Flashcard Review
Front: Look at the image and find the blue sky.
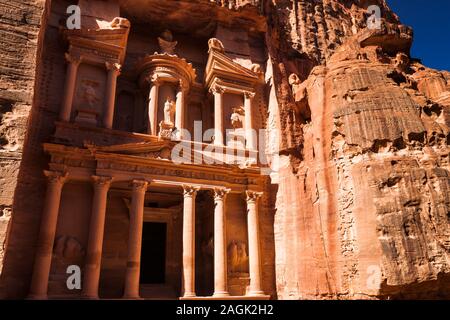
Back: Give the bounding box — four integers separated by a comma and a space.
387, 0, 450, 71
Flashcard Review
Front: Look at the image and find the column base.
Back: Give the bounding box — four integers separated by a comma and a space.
182, 292, 197, 298
213, 291, 230, 298
122, 295, 143, 300
26, 294, 48, 300
180, 295, 270, 300
247, 290, 266, 297
80, 294, 99, 300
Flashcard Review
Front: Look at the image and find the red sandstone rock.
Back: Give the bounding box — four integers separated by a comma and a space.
0, 0, 448, 300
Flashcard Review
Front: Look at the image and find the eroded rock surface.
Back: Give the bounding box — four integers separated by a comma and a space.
269, 1, 450, 299
0, 0, 448, 299
0, 0, 46, 280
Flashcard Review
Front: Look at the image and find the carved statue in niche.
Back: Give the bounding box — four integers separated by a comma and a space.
82, 81, 100, 109
158, 30, 178, 55
159, 97, 176, 139
163, 97, 175, 125
75, 79, 101, 126
228, 241, 249, 274
228, 106, 245, 149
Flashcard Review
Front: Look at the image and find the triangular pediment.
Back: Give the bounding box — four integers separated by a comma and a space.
84, 141, 174, 160
63, 21, 130, 63
205, 48, 259, 88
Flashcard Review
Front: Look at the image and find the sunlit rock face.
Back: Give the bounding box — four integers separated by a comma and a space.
0, 0, 449, 299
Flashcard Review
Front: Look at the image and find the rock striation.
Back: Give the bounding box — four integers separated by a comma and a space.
265, 0, 450, 299
0, 0, 449, 299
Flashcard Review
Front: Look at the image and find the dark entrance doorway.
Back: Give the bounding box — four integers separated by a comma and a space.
140, 222, 167, 284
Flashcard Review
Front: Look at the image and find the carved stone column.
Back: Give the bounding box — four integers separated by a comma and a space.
82, 176, 112, 299
212, 86, 224, 145
123, 180, 148, 299
213, 188, 230, 297
245, 190, 265, 296
60, 54, 81, 122
244, 91, 256, 150
148, 76, 161, 135
182, 185, 199, 298
175, 80, 188, 140
29, 170, 68, 299
103, 62, 121, 129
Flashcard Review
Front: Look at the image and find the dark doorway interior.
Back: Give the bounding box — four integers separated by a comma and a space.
140, 222, 167, 284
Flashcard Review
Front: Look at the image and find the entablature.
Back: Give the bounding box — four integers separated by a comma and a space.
43, 142, 265, 192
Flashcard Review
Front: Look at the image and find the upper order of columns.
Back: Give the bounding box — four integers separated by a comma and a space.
136, 51, 196, 139
205, 37, 262, 149
59, 17, 130, 128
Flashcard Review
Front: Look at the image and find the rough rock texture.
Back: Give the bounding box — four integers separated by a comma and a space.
0, 0, 449, 300
0, 0, 47, 279
265, 0, 450, 299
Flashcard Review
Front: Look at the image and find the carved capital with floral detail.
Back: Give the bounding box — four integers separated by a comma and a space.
210, 85, 225, 95
182, 184, 200, 198
105, 61, 122, 75
245, 190, 263, 204
44, 170, 68, 185
92, 175, 113, 189
244, 91, 256, 100
213, 187, 231, 202
130, 179, 149, 193
178, 79, 189, 92
64, 53, 81, 66
150, 74, 162, 86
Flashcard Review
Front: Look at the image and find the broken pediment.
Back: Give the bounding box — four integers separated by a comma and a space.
135, 53, 197, 90
62, 17, 131, 64
205, 38, 261, 91
84, 141, 174, 160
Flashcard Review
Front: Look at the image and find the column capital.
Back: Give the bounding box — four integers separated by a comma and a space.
44, 170, 68, 185
64, 53, 81, 66
245, 190, 263, 203
244, 91, 256, 100
130, 180, 149, 193
182, 185, 200, 198
105, 61, 122, 74
210, 85, 225, 95
213, 187, 231, 202
150, 74, 162, 86
92, 175, 113, 188
178, 79, 189, 93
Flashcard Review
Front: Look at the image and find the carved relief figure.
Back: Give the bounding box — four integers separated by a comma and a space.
54, 235, 85, 261
81, 80, 100, 110
230, 107, 244, 129
228, 241, 249, 274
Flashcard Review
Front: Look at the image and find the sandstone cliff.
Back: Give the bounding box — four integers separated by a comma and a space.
0, 0, 449, 299
263, 0, 450, 299
0, 0, 47, 279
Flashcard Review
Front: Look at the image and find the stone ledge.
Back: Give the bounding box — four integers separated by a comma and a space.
179, 295, 271, 300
